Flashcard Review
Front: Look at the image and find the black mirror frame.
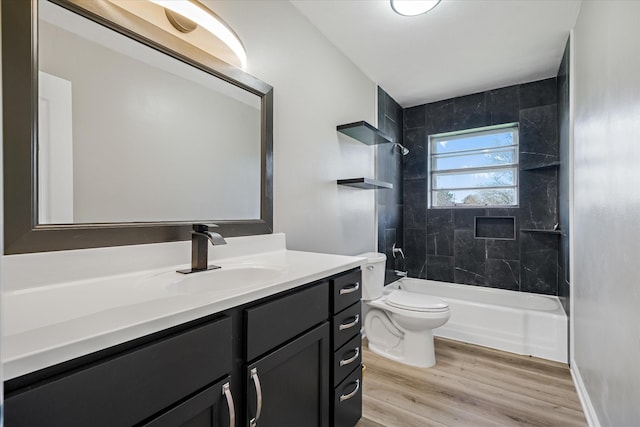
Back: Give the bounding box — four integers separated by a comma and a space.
2, 0, 273, 254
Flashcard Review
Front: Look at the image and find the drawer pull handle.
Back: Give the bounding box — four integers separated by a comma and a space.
339, 379, 361, 402
339, 347, 360, 367
222, 382, 235, 427
340, 282, 360, 295
339, 314, 360, 331
249, 368, 263, 427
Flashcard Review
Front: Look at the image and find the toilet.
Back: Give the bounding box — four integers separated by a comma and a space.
360, 252, 450, 368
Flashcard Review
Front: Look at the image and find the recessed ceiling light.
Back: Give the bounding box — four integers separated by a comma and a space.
390, 0, 441, 16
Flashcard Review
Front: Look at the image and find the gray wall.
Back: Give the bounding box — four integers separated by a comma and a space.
210, 0, 377, 256
573, 1, 640, 425
402, 79, 564, 295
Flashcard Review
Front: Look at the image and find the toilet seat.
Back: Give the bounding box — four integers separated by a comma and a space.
386, 290, 449, 312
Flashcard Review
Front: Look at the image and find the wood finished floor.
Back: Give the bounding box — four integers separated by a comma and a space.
356, 337, 587, 427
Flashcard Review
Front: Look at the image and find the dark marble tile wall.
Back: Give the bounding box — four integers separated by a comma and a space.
557, 39, 571, 314
402, 78, 561, 295
521, 232, 559, 294
423, 207, 521, 291
376, 87, 404, 284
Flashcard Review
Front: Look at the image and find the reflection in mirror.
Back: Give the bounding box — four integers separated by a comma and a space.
38, 0, 261, 224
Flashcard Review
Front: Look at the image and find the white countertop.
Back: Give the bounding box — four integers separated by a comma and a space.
2, 237, 365, 380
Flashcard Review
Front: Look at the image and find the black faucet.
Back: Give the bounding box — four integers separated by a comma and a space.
177, 224, 227, 274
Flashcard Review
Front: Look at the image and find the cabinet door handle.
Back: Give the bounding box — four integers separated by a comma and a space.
339, 282, 360, 295
339, 347, 360, 367
249, 368, 263, 427
339, 314, 360, 331
222, 382, 235, 427
339, 379, 361, 402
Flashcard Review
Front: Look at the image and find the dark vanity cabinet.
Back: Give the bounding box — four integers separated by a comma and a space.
3, 269, 362, 427
4, 316, 235, 427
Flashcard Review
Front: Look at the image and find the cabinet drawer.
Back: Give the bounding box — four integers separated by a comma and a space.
245, 282, 329, 361
332, 301, 361, 350
333, 365, 362, 427
333, 333, 362, 386
4, 316, 232, 427
331, 269, 362, 314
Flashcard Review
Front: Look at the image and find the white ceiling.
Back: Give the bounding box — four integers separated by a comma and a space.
291, 0, 581, 107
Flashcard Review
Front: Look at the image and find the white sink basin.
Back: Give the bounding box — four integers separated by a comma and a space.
4, 264, 286, 337
167, 265, 286, 294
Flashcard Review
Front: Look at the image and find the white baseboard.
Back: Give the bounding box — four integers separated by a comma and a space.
571, 361, 601, 427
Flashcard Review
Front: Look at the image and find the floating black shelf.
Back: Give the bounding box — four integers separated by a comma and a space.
520, 228, 562, 235
336, 121, 392, 145
337, 178, 393, 190
521, 161, 560, 171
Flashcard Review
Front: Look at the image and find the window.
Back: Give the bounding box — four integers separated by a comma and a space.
429, 124, 518, 207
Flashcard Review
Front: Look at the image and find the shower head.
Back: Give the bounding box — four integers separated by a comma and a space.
394, 143, 410, 156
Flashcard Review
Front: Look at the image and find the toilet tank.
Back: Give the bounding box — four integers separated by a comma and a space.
358, 252, 387, 301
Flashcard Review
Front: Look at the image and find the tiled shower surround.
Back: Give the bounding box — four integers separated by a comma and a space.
376, 87, 404, 284
399, 78, 564, 295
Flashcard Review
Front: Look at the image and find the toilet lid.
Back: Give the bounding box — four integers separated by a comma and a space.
386, 290, 449, 312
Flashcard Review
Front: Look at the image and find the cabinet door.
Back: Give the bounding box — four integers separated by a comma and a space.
144, 377, 236, 427
246, 322, 330, 427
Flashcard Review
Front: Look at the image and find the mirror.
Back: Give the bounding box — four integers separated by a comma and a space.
2, 0, 273, 254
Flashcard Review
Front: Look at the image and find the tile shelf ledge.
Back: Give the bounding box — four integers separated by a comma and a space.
336, 121, 392, 145
521, 162, 560, 171
337, 178, 393, 190
520, 228, 562, 235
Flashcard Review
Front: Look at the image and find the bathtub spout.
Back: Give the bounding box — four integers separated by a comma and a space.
394, 270, 408, 277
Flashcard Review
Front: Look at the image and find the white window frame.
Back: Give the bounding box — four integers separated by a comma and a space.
428, 123, 519, 208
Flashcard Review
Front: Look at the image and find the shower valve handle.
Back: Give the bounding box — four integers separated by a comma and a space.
392, 243, 405, 259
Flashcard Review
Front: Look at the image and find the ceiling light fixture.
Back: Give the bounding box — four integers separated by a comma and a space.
149, 0, 247, 69
390, 0, 441, 16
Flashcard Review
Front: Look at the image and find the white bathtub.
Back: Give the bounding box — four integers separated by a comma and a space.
388, 278, 568, 363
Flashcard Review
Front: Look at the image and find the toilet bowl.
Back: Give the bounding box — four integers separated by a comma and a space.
359, 252, 450, 368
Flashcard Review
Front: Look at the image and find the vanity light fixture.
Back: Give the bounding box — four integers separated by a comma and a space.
390, 0, 441, 16
149, 0, 247, 69
164, 9, 197, 33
